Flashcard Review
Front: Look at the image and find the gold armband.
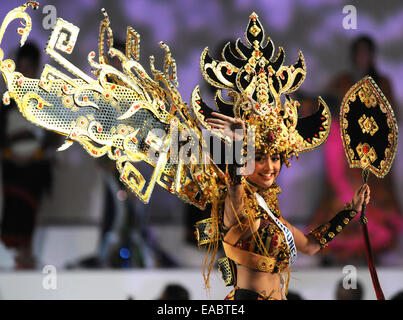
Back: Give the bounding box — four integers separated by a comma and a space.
309, 208, 358, 248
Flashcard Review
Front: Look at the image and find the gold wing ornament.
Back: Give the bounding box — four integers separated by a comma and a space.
0, 2, 225, 209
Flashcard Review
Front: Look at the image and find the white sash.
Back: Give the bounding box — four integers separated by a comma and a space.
255, 192, 297, 265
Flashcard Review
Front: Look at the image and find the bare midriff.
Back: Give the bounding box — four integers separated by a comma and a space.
224, 218, 284, 300
236, 264, 283, 300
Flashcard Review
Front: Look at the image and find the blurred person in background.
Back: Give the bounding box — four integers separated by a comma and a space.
309, 35, 403, 267
390, 290, 403, 300
158, 283, 190, 300
335, 278, 364, 300
286, 290, 304, 300
65, 40, 179, 270
0, 42, 60, 269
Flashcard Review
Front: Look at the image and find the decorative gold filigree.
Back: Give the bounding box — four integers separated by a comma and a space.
257, 257, 273, 272
0, 2, 225, 208
358, 114, 379, 136
195, 12, 331, 161
358, 85, 377, 108
356, 142, 377, 168
340, 76, 398, 178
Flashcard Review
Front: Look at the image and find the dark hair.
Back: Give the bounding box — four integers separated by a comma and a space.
350, 35, 380, 82
351, 35, 376, 57
159, 284, 190, 300
390, 290, 403, 300
16, 41, 41, 65
112, 38, 126, 52
351, 35, 377, 58
335, 279, 364, 300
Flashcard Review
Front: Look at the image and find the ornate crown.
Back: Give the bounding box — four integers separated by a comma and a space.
191, 12, 331, 164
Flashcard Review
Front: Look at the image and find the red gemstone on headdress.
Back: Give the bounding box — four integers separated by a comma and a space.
363, 145, 369, 154
267, 132, 275, 143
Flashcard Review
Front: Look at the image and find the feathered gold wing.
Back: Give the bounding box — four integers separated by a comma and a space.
0, 2, 227, 209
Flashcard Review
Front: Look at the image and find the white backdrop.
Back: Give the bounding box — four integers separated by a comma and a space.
0, 268, 402, 300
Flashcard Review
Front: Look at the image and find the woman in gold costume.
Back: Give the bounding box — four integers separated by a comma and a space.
203, 112, 370, 300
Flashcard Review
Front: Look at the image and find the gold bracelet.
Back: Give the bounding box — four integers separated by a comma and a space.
343, 201, 353, 211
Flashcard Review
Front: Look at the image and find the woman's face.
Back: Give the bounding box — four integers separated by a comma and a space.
247, 153, 281, 188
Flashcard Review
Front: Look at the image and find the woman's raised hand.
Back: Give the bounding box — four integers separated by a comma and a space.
351, 184, 371, 212
205, 112, 246, 142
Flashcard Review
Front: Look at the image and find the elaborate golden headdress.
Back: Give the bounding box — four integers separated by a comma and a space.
192, 12, 331, 164
0, 3, 330, 208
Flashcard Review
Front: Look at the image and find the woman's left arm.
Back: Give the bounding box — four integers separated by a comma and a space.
283, 221, 321, 256
283, 184, 370, 256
